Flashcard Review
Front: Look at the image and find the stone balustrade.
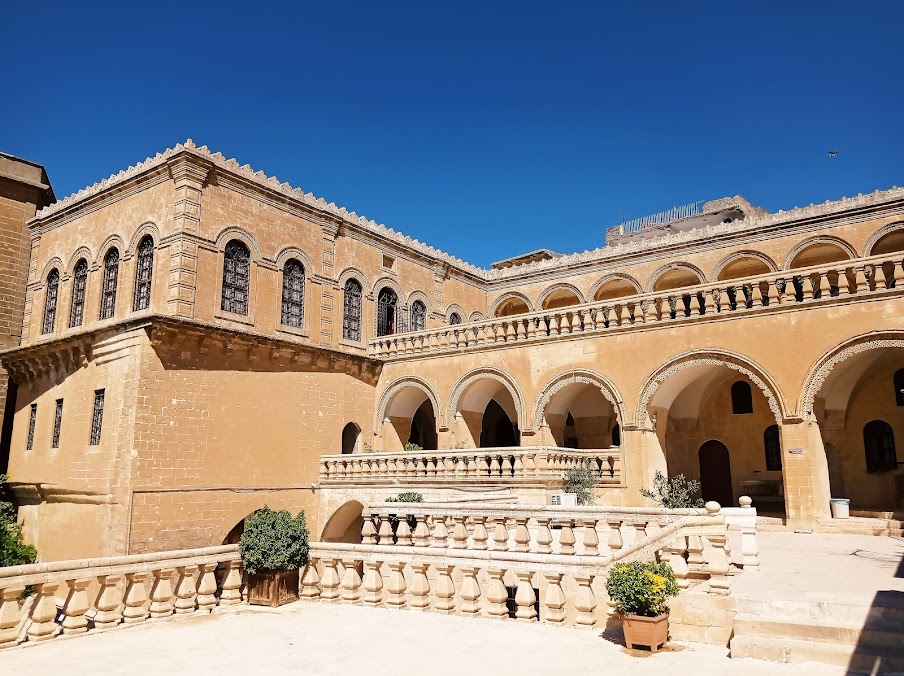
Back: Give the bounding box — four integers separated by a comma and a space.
319, 446, 621, 486
370, 252, 904, 359
0, 545, 242, 649
303, 505, 732, 627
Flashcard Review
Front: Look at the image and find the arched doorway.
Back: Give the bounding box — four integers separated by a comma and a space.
408, 400, 437, 449
341, 422, 361, 454
698, 440, 733, 507
536, 377, 620, 449
480, 399, 519, 447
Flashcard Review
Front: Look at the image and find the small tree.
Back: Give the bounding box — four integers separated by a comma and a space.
0, 475, 37, 568
563, 466, 596, 505
639, 471, 704, 508
239, 506, 309, 575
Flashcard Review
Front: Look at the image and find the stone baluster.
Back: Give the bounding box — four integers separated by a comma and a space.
819, 271, 832, 297
607, 520, 624, 553
492, 517, 509, 551
173, 565, 198, 614
60, 577, 91, 635
668, 535, 690, 588
573, 575, 596, 628
687, 535, 705, 565
633, 521, 648, 544
409, 563, 431, 611
340, 559, 362, 603
486, 569, 509, 618
443, 456, 455, 475
535, 518, 553, 554
894, 259, 904, 287
707, 534, 731, 595
92, 574, 124, 629
26, 581, 61, 642
300, 561, 321, 600
122, 572, 150, 622
361, 516, 377, 544
477, 454, 489, 476
738, 496, 760, 572
362, 560, 384, 606
512, 453, 525, 477
704, 289, 716, 314
412, 515, 430, 547
875, 263, 889, 289
542, 573, 566, 624
513, 571, 537, 622
505, 320, 516, 341
491, 455, 502, 476
149, 568, 176, 619
451, 516, 469, 549
431, 515, 450, 547
377, 514, 394, 545
559, 519, 576, 555
319, 558, 341, 602
513, 518, 531, 553
689, 293, 701, 315
396, 516, 413, 546
767, 278, 780, 305
802, 275, 815, 300
459, 567, 481, 616
472, 516, 489, 550
855, 266, 869, 293
455, 456, 468, 478
582, 519, 599, 556
433, 565, 456, 614
0, 585, 25, 648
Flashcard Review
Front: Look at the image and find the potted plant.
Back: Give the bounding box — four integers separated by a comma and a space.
605, 561, 679, 652
239, 506, 309, 607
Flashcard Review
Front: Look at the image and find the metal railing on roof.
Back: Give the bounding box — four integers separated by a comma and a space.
619, 201, 705, 234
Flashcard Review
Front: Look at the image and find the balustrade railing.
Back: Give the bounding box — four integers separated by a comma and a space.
0, 545, 242, 649
370, 252, 904, 359
319, 446, 621, 486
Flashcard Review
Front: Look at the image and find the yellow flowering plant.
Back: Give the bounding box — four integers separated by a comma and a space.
605, 561, 679, 617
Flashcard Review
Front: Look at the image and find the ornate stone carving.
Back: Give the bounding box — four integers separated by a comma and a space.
447, 367, 526, 432
532, 369, 628, 429
374, 376, 442, 436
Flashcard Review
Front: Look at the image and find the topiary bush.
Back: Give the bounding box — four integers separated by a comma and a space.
239, 506, 309, 575
0, 474, 37, 568
639, 471, 704, 508
605, 561, 679, 618
563, 466, 596, 505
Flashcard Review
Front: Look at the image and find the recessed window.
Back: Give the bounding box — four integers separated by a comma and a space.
382, 254, 395, 271
449, 312, 462, 325
69, 259, 88, 327
410, 300, 427, 331
26, 404, 37, 450
731, 381, 753, 415
42, 269, 60, 334
342, 279, 363, 341
376, 287, 398, 337
52, 399, 63, 449
133, 236, 154, 311
221, 240, 251, 316
764, 424, 782, 471
90, 389, 105, 446
864, 420, 897, 473
895, 369, 904, 407
280, 259, 305, 328
99, 248, 120, 320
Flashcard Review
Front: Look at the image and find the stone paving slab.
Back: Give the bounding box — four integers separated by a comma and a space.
0, 602, 841, 675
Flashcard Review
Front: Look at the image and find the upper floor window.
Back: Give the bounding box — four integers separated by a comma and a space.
863, 420, 897, 473
221, 240, 250, 316
731, 381, 753, 415
52, 398, 64, 449
280, 259, 305, 328
895, 369, 904, 407
410, 300, 427, 332
764, 424, 782, 471
376, 287, 398, 337
133, 236, 154, 311
42, 269, 60, 334
90, 389, 105, 446
99, 248, 120, 320
26, 403, 37, 450
343, 279, 363, 341
449, 312, 462, 325
69, 259, 88, 328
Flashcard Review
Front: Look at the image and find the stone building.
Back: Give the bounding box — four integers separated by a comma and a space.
1, 140, 902, 561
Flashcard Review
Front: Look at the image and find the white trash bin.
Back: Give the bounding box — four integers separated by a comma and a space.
830, 498, 850, 519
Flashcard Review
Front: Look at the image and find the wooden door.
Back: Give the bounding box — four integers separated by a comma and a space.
698, 440, 733, 507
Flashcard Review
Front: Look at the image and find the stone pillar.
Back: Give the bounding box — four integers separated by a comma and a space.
61, 578, 92, 634
621, 427, 667, 506
779, 417, 832, 527
166, 155, 208, 318
27, 581, 60, 642
0, 586, 25, 648
319, 222, 339, 347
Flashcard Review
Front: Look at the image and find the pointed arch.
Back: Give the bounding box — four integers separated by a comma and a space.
533, 369, 626, 430
447, 367, 527, 432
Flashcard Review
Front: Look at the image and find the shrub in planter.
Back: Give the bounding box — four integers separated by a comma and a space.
1, 474, 37, 569
239, 506, 309, 607
605, 561, 679, 652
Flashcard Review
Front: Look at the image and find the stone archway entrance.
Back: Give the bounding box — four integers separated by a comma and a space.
480, 399, 519, 447
699, 440, 733, 507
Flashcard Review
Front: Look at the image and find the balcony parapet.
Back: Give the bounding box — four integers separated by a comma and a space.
370, 251, 904, 360
319, 446, 621, 487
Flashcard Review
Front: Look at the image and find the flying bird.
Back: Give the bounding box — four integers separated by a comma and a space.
828, 151, 838, 157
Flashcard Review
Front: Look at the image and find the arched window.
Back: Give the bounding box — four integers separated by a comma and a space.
69, 259, 88, 328
611, 423, 621, 447
376, 287, 398, 337
895, 369, 904, 407
99, 248, 120, 320
221, 240, 250, 315
42, 269, 59, 334
449, 312, 462, 325
132, 236, 154, 311
280, 259, 305, 328
410, 300, 426, 331
731, 381, 753, 415
341, 422, 361, 454
764, 424, 782, 471
342, 279, 362, 341
863, 420, 897, 473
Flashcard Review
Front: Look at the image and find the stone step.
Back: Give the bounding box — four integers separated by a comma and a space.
735, 594, 904, 625
732, 614, 904, 650
730, 634, 904, 674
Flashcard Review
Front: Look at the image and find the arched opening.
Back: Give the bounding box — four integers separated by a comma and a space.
321, 501, 364, 543
731, 381, 753, 414
699, 440, 733, 507
376, 287, 398, 336
788, 241, 851, 269
652, 267, 703, 292
408, 400, 437, 450
541, 288, 582, 310
381, 384, 438, 451
494, 296, 530, 318
870, 229, 904, 256
863, 420, 897, 474
480, 399, 519, 448
540, 381, 618, 449
593, 277, 640, 302
717, 256, 772, 281
342, 422, 361, 454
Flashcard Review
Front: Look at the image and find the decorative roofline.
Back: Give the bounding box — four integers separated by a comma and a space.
31, 140, 904, 283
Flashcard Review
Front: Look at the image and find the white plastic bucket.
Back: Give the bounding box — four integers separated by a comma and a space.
830, 498, 850, 519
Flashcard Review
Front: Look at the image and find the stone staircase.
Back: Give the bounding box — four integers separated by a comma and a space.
730, 592, 904, 673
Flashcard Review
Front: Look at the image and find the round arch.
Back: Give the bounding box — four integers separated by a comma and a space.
536, 283, 585, 310
374, 376, 442, 435
274, 245, 316, 273
214, 226, 263, 260
863, 222, 904, 257
646, 262, 707, 293
96, 234, 127, 265
589, 273, 643, 301
39, 256, 66, 284
321, 500, 365, 543
337, 267, 370, 293
447, 367, 527, 432
65, 247, 94, 277
127, 221, 161, 256
489, 292, 534, 317
217, 494, 292, 546
636, 349, 787, 426
783, 235, 857, 270
371, 275, 403, 299
406, 290, 433, 313
445, 303, 466, 322
468, 311, 485, 322
533, 369, 627, 430
712, 250, 778, 281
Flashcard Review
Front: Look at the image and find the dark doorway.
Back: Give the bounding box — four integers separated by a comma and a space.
698, 440, 733, 507
341, 422, 360, 454
408, 400, 437, 450
563, 412, 579, 449
480, 399, 519, 448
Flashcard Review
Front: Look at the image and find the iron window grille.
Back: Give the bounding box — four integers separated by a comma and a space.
764, 424, 782, 471
449, 312, 462, 325
132, 236, 154, 311
863, 420, 897, 473
52, 399, 63, 448
99, 248, 120, 320
42, 269, 60, 334
26, 404, 37, 450
376, 287, 398, 337
280, 260, 305, 328
410, 300, 427, 332
221, 240, 250, 315
69, 259, 88, 327
343, 279, 363, 341
90, 389, 105, 446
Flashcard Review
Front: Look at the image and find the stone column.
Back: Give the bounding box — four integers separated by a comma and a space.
122, 572, 149, 623
779, 417, 832, 527
27, 581, 61, 642
166, 156, 208, 318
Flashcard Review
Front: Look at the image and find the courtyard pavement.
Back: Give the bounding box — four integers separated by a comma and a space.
1, 601, 840, 676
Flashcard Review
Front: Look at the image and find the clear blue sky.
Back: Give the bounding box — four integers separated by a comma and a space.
6, 1, 902, 267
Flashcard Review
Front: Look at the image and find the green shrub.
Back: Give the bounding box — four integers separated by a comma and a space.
639, 471, 704, 508
563, 466, 596, 505
0, 475, 37, 569
403, 442, 423, 452
385, 492, 424, 503
605, 561, 679, 617
238, 506, 309, 575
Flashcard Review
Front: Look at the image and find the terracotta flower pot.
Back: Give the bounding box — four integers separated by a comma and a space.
622, 612, 669, 652
247, 569, 300, 607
